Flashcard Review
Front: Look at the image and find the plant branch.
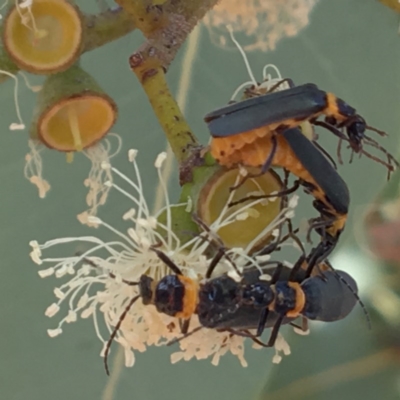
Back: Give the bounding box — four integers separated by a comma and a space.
129, 53, 198, 165
117, 0, 218, 68
83, 7, 136, 53
120, 0, 218, 168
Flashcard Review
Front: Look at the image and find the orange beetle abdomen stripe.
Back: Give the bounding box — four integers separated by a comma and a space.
286, 282, 306, 318
175, 276, 199, 319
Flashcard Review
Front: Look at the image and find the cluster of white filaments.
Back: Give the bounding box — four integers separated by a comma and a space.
24, 133, 121, 217
30, 149, 300, 369
78, 133, 123, 225
227, 26, 291, 102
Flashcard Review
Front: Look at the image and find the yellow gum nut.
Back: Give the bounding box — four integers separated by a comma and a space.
198, 167, 283, 251
30, 65, 117, 152
3, 0, 83, 74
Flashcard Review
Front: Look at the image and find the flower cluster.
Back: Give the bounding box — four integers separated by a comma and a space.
30, 149, 300, 369
204, 0, 319, 52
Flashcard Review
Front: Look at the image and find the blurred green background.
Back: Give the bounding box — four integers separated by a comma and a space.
1, 0, 400, 399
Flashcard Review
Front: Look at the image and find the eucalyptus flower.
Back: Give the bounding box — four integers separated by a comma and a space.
30, 149, 299, 370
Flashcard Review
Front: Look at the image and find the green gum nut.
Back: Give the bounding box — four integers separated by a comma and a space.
30, 64, 118, 152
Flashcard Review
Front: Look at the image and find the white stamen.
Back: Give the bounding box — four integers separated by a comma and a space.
55, 265, 68, 278
238, 165, 248, 176
24, 140, 51, 199
0, 69, 25, 130
127, 228, 139, 243
80, 133, 122, 221
67, 265, 75, 275
128, 149, 138, 162
285, 210, 295, 219
288, 195, 299, 209
227, 25, 258, 88
38, 268, 54, 278
262, 64, 283, 83
81, 307, 95, 319
124, 348, 135, 367
65, 310, 77, 323
88, 216, 102, 225
77, 293, 89, 308
123, 208, 136, 220
54, 288, 65, 299
272, 354, 282, 364
9, 123, 25, 130
47, 328, 63, 338
185, 196, 193, 212
18, 71, 42, 92
272, 334, 291, 364
227, 270, 241, 282
283, 261, 293, 268
31, 251, 43, 265
255, 254, 271, 262
45, 303, 60, 317
155, 152, 167, 168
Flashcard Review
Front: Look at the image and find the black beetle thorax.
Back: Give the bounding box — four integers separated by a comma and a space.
273, 282, 297, 314
154, 275, 185, 317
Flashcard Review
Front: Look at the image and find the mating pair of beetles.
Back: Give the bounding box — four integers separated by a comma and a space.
103, 79, 397, 375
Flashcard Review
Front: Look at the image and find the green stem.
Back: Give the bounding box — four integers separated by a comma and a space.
130, 56, 198, 165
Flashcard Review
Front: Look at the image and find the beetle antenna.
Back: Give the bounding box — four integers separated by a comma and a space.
150, 247, 183, 276
104, 294, 141, 376
166, 326, 203, 346
228, 180, 300, 208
